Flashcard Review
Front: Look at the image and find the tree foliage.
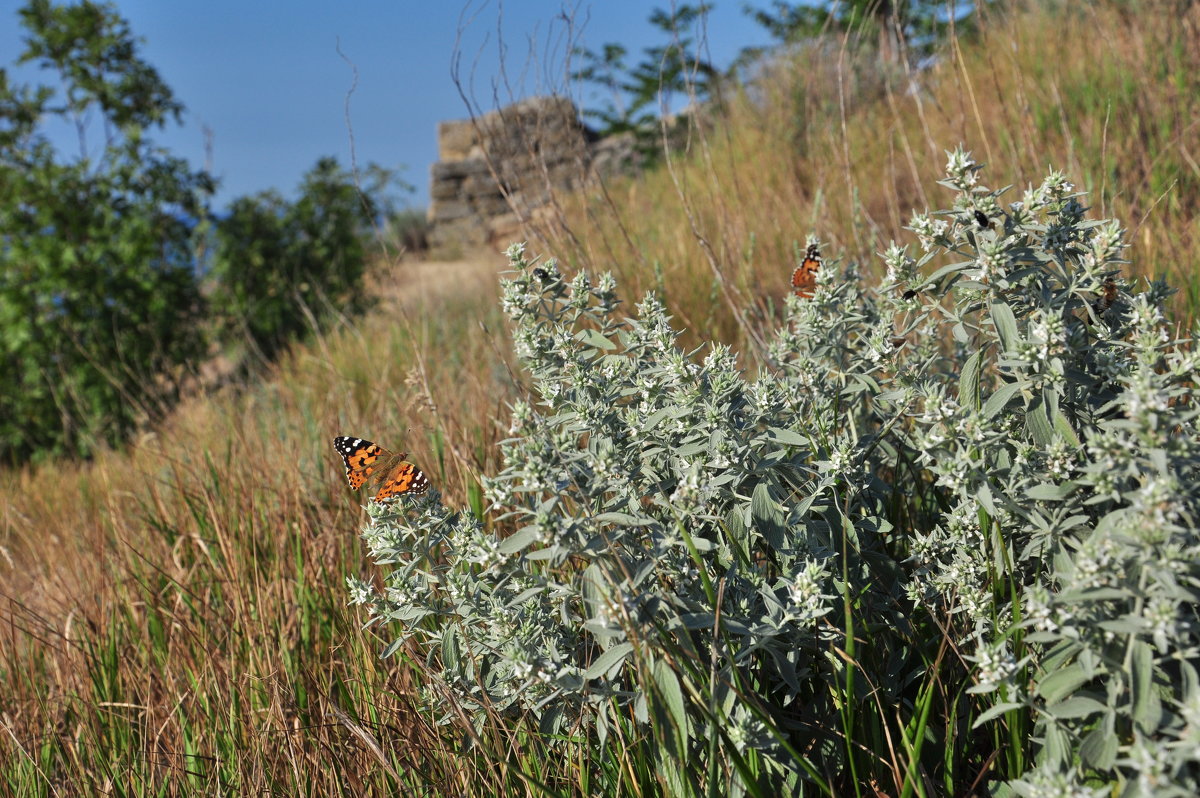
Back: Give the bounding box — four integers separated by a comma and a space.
571, 4, 720, 147
0, 0, 212, 463
208, 158, 397, 362
743, 0, 982, 63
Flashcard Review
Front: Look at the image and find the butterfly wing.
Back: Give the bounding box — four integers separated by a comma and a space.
373, 460, 431, 501
333, 436, 393, 491
791, 244, 821, 298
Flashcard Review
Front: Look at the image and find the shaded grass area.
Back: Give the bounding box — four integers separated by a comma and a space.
3, 1, 1200, 793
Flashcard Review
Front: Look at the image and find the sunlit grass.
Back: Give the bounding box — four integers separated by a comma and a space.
0, 273, 511, 793
537, 1, 1200, 358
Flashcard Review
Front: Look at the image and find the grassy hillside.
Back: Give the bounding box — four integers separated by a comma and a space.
536, 1, 1200, 351
2, 1, 1199, 794
0, 263, 513, 793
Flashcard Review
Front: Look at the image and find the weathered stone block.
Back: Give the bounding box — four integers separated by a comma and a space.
486, 211, 522, 240
428, 198, 475, 222
431, 159, 489, 181
437, 119, 478, 161
429, 179, 461, 200
428, 94, 640, 250
472, 195, 513, 218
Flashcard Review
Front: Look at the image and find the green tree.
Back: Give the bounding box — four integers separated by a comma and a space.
209, 157, 397, 361
0, 0, 213, 464
572, 4, 720, 147
743, 0, 981, 63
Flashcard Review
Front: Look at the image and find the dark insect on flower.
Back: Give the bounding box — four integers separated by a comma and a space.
973, 210, 990, 229
532, 267, 551, 283
902, 289, 918, 300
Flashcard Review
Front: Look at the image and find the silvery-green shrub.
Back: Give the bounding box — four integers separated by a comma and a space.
901, 156, 1200, 797
348, 150, 1200, 795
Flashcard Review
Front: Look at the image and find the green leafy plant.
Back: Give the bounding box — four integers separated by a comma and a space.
572, 4, 720, 154
742, 0, 987, 62
350, 152, 1199, 794
0, 0, 212, 463
906, 153, 1200, 796
382, 207, 430, 256
209, 158, 400, 362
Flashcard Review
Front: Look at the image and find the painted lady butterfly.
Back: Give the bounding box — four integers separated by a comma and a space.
791, 243, 821, 298
333, 436, 430, 501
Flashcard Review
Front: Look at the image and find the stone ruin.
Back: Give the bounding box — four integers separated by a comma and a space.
426, 96, 638, 253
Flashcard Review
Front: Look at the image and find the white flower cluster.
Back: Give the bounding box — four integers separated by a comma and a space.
969, 638, 1018, 692
784, 558, 833, 628
944, 146, 981, 190
909, 211, 949, 251
349, 158, 1200, 792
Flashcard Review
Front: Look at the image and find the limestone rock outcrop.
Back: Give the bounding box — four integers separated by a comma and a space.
426, 96, 639, 252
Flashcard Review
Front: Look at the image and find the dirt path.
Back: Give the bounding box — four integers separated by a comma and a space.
190, 252, 508, 391
368, 251, 508, 310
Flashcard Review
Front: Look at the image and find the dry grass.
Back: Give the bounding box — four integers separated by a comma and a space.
3, 1, 1200, 793
532, 1, 1200, 356
0, 256, 515, 793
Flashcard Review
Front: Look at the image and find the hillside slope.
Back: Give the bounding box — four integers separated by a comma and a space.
3, 1, 1200, 792
0, 251, 513, 793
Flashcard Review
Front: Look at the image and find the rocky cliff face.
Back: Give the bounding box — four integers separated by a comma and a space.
426, 96, 639, 252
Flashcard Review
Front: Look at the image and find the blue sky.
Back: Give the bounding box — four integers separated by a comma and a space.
2, 1, 774, 210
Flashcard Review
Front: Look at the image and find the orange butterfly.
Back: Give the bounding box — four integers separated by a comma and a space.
333, 436, 430, 501
791, 243, 822, 298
